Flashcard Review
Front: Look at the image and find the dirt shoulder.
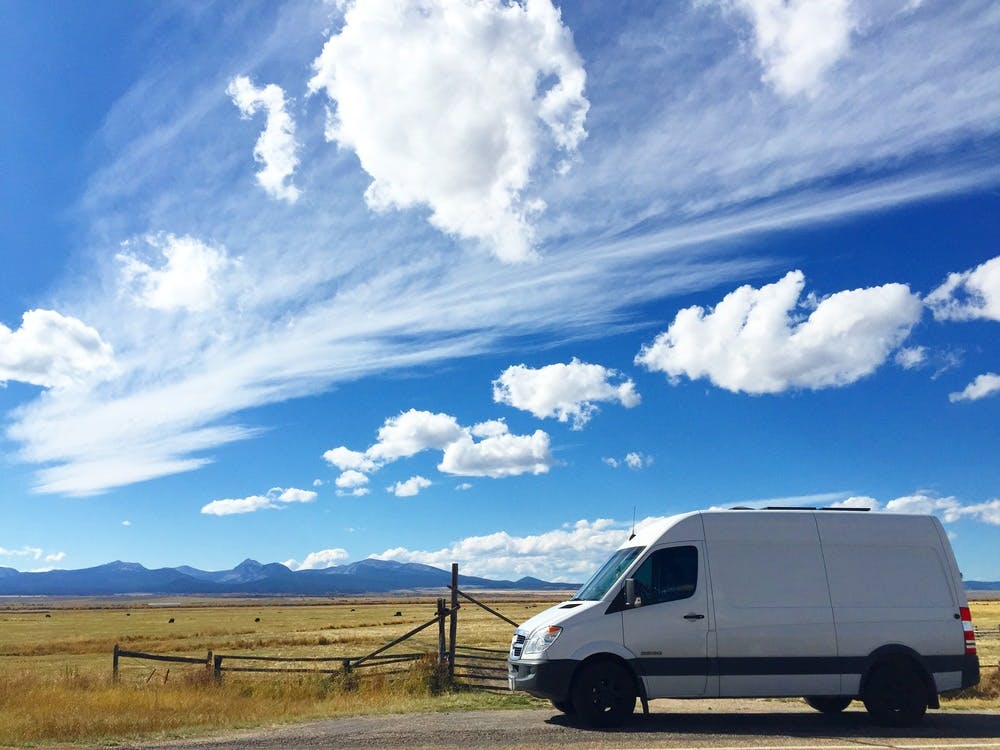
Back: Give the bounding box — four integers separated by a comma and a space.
100, 699, 1000, 750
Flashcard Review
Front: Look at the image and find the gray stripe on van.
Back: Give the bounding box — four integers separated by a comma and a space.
633, 655, 967, 677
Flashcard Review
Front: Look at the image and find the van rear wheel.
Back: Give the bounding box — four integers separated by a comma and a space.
862, 662, 927, 727
571, 660, 636, 728
804, 696, 852, 714
551, 699, 575, 715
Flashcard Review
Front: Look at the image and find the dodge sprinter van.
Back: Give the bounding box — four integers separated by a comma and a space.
507, 508, 979, 727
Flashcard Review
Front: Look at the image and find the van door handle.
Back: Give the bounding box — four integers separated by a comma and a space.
683, 613, 705, 620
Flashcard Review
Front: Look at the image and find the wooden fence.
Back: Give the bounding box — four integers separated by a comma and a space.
113, 563, 521, 690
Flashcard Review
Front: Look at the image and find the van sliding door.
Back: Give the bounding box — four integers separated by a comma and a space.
703, 513, 839, 697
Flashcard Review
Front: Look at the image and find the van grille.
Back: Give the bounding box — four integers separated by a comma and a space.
510, 633, 526, 659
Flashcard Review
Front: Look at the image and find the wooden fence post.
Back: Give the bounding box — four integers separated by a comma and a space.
436, 598, 446, 669
213, 654, 223, 684
113, 643, 120, 682
448, 563, 458, 682
206, 650, 213, 678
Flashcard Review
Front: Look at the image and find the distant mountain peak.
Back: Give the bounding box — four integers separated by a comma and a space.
105, 561, 147, 572
234, 558, 263, 571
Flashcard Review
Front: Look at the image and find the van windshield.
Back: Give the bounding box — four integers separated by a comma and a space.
572, 547, 643, 601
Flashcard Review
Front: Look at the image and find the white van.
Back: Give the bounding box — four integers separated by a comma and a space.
507, 508, 979, 727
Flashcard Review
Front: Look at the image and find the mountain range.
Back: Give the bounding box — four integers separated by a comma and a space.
0, 558, 579, 596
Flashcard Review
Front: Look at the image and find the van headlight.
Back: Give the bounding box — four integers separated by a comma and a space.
522, 625, 562, 656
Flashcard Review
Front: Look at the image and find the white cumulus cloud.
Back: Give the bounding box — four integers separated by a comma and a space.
724, 0, 855, 98
366, 409, 465, 462
307, 0, 588, 262
894, 346, 927, 370
926, 255, 1000, 322
832, 492, 1000, 526
323, 446, 378, 473
388, 475, 432, 497
949, 372, 1000, 403
335, 469, 369, 489
635, 270, 923, 394
438, 429, 554, 478
0, 309, 115, 390
0, 546, 65, 564
200, 486, 316, 516
284, 548, 350, 571
200, 494, 275, 516
493, 358, 640, 429
227, 76, 300, 203
374, 516, 667, 581
117, 233, 235, 313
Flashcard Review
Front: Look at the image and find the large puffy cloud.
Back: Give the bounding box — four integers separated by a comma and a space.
200, 486, 317, 516
949, 373, 1000, 403
307, 0, 588, 262
227, 76, 300, 203
635, 271, 923, 394
438, 429, 554, 478
284, 548, 350, 571
926, 255, 1000, 322
493, 358, 640, 429
117, 234, 236, 313
722, 0, 855, 98
0, 309, 115, 389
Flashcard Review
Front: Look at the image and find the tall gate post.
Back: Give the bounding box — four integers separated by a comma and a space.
448, 563, 458, 681
113, 643, 120, 682
436, 598, 447, 668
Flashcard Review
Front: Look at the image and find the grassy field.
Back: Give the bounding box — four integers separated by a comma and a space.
0, 593, 553, 746
0, 595, 996, 746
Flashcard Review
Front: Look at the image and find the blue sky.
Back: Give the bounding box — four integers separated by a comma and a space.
1, 0, 998, 582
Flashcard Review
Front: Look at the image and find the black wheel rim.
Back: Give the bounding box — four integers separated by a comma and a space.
590, 674, 623, 712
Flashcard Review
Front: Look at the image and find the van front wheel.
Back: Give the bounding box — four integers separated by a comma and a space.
804, 696, 852, 714
571, 660, 636, 728
862, 663, 927, 727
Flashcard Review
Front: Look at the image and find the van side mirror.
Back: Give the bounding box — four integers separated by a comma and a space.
625, 578, 636, 608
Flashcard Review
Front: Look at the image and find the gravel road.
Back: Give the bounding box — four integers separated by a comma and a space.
112, 699, 1000, 750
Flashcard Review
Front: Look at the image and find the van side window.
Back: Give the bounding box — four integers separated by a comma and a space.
633, 545, 698, 606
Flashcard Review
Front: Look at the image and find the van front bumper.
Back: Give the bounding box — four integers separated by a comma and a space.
507, 659, 577, 703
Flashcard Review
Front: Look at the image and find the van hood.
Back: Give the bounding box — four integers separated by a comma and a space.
515, 599, 603, 635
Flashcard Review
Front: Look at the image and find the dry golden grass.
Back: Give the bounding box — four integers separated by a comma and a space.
0, 595, 995, 745
0, 595, 553, 746
0, 662, 540, 746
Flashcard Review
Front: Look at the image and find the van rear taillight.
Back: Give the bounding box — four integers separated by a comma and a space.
960, 606, 976, 655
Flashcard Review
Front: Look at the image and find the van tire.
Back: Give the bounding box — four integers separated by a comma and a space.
862, 662, 927, 727
804, 696, 852, 714
571, 659, 636, 728
551, 699, 575, 715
